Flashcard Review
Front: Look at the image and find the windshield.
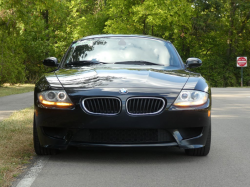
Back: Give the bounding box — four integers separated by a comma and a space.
63, 37, 182, 68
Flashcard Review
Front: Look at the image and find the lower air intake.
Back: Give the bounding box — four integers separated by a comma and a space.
72, 129, 175, 144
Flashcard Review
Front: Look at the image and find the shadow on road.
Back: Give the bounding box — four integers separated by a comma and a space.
46, 147, 206, 164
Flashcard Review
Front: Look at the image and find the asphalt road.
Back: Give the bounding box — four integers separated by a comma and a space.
13, 88, 250, 187
0, 92, 33, 121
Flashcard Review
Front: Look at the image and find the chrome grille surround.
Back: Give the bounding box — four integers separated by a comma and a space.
82, 97, 121, 115
126, 97, 166, 115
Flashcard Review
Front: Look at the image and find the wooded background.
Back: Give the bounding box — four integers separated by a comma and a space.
0, 0, 249, 87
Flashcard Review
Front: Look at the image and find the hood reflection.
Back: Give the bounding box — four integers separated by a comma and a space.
55, 66, 190, 89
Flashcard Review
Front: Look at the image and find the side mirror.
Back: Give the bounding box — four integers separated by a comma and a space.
43, 57, 59, 67
186, 58, 202, 68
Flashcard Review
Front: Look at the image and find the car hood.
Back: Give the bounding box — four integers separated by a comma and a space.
55, 65, 190, 90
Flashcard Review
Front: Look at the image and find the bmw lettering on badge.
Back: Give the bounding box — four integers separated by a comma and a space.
34, 34, 211, 156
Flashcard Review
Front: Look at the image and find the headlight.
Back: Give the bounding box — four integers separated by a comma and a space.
173, 90, 208, 107
38, 90, 73, 108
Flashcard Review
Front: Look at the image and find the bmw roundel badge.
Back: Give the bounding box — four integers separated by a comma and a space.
119, 88, 128, 94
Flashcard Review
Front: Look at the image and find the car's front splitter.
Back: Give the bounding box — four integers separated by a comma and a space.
36, 125, 210, 150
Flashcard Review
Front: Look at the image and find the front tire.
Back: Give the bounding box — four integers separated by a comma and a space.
33, 114, 57, 155
185, 125, 211, 156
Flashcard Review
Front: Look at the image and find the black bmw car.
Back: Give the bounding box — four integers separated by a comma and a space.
34, 34, 211, 156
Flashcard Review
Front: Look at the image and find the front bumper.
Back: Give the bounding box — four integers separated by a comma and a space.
34, 98, 211, 150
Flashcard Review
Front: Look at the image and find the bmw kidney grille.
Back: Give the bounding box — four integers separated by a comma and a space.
82, 97, 121, 115
126, 97, 165, 115
82, 97, 165, 115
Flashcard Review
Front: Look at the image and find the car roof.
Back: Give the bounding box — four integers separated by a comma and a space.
75, 34, 171, 43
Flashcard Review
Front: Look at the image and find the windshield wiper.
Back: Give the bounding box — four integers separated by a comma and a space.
114, 61, 164, 66
65, 60, 106, 67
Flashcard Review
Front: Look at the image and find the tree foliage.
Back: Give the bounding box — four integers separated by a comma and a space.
0, 0, 249, 86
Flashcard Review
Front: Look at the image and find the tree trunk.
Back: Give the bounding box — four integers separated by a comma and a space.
42, 9, 49, 56
143, 18, 146, 34
227, 0, 236, 57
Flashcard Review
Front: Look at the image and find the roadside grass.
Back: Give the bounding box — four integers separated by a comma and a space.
0, 107, 34, 187
0, 84, 35, 97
